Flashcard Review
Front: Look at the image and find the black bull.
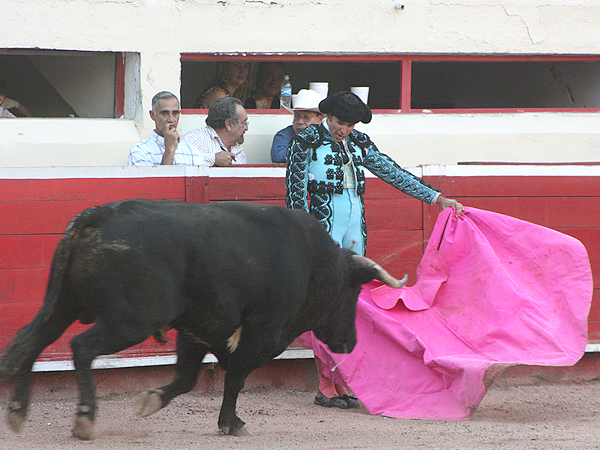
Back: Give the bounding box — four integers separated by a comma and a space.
0, 199, 407, 439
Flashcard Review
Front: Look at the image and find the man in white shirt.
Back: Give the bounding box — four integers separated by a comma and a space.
183, 97, 248, 167
0, 82, 17, 118
1, 97, 32, 117
0, 106, 16, 118
128, 91, 201, 166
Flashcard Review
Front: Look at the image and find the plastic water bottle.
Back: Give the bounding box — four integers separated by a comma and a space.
280, 75, 292, 109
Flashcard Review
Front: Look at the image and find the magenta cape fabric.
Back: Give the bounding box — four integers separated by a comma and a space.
302, 207, 592, 420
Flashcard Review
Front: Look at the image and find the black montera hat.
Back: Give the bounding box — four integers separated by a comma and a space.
319, 91, 372, 124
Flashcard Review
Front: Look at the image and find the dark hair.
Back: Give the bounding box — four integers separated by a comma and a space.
195, 61, 254, 108
205, 97, 243, 129
151, 91, 179, 113
256, 62, 285, 82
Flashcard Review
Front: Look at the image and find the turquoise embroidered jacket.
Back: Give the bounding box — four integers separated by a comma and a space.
285, 123, 440, 212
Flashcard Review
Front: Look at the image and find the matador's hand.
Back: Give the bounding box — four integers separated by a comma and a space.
436, 196, 464, 218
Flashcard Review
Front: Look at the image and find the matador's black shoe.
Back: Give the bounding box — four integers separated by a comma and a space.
314, 391, 348, 409
341, 394, 360, 409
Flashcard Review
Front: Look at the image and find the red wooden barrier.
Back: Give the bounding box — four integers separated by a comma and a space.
0, 165, 598, 369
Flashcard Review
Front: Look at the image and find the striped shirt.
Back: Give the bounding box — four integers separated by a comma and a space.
0, 98, 19, 110
128, 131, 205, 166
0, 107, 16, 118
182, 126, 247, 167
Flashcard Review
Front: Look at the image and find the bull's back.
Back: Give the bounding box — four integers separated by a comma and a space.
97, 199, 336, 265
71, 200, 340, 313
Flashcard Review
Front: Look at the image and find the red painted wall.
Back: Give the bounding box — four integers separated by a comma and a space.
1, 170, 598, 365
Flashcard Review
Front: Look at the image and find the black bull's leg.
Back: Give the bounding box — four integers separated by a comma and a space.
4, 310, 77, 433
217, 325, 282, 436
136, 327, 271, 436
7, 364, 35, 433
218, 367, 252, 436
70, 321, 152, 440
136, 332, 207, 417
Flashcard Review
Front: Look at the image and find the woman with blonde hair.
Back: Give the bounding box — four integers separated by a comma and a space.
195, 61, 253, 109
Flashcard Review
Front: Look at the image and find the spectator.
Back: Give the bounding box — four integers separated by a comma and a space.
0, 98, 33, 117
271, 89, 323, 163
183, 97, 248, 167
128, 91, 202, 166
195, 61, 253, 109
245, 62, 285, 110
0, 81, 17, 118
1, 98, 32, 117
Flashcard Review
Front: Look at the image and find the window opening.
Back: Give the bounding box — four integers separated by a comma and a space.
0, 49, 126, 118
181, 54, 600, 114
181, 57, 401, 111
411, 60, 600, 110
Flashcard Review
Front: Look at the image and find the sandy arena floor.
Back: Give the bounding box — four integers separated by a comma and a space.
2, 382, 600, 450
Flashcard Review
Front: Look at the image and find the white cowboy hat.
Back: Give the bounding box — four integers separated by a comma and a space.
293, 89, 322, 112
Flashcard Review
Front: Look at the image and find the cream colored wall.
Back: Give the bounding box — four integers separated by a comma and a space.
2, 0, 600, 166
181, 112, 600, 167
1, 112, 598, 167
0, 119, 139, 167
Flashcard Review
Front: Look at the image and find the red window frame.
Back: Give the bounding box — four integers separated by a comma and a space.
180, 53, 600, 115
115, 52, 125, 119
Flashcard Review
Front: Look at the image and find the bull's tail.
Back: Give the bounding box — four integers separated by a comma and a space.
0, 205, 110, 378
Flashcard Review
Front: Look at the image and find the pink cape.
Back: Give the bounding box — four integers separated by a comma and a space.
302, 207, 592, 420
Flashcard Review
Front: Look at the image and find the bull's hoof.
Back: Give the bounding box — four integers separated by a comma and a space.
220, 423, 251, 436
233, 424, 252, 436
72, 415, 95, 440
7, 404, 26, 433
135, 389, 164, 417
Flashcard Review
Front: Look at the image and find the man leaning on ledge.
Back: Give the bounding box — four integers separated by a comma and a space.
183, 97, 248, 166
128, 92, 248, 166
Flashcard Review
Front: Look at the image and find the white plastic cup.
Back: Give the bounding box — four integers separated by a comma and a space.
309, 82, 329, 100
351, 87, 369, 105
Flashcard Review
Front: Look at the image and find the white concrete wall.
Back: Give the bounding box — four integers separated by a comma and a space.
179, 112, 600, 167
2, 112, 598, 167
2, 0, 600, 166
0, 119, 139, 167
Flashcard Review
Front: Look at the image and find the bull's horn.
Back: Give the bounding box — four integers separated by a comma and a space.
352, 255, 408, 289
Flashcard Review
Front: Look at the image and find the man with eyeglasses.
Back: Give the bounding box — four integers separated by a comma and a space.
183, 97, 248, 166
271, 89, 324, 163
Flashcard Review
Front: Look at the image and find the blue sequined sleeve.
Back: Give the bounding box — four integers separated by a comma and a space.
285, 138, 310, 212
360, 135, 440, 205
